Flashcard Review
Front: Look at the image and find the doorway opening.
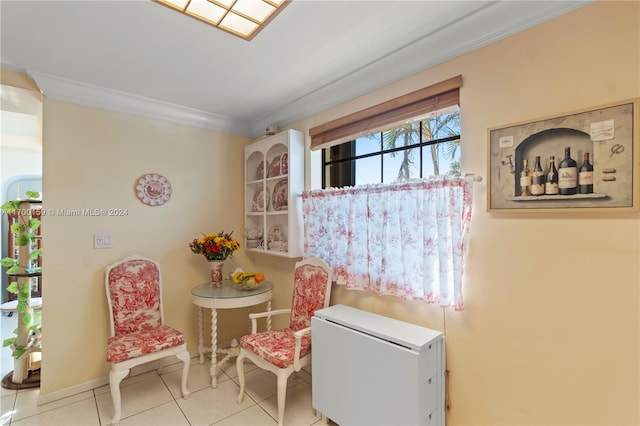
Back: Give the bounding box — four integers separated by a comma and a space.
0, 76, 43, 388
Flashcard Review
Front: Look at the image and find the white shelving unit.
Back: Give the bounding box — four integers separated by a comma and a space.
244, 129, 304, 258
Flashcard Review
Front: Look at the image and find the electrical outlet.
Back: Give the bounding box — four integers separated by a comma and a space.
94, 234, 112, 249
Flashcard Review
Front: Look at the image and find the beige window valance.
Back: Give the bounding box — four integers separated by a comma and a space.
309, 75, 462, 151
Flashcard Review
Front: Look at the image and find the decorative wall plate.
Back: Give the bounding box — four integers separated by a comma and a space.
267, 224, 287, 252
252, 187, 269, 212
256, 160, 268, 180
271, 178, 288, 211
268, 224, 286, 242
280, 153, 288, 175
269, 155, 281, 178
136, 174, 172, 206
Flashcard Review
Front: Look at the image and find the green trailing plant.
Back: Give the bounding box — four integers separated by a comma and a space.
1, 191, 42, 359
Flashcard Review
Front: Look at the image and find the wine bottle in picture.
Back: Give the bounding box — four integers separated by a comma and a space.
519, 159, 531, 196
579, 152, 594, 194
530, 156, 545, 196
545, 156, 559, 195
558, 147, 577, 195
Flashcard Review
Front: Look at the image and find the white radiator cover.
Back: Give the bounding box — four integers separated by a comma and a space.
312, 304, 445, 426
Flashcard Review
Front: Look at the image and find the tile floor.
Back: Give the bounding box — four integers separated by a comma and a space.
1, 312, 327, 426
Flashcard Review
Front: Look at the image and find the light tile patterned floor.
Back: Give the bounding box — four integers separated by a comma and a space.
1, 313, 326, 426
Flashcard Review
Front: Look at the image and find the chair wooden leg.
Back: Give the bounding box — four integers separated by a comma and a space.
236, 349, 246, 404
109, 366, 129, 424
176, 351, 191, 399
276, 372, 288, 426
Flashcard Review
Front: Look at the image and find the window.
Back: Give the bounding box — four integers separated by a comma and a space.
304, 76, 473, 309
322, 106, 460, 188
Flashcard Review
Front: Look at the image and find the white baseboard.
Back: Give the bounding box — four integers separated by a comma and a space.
37, 376, 108, 406
37, 350, 201, 406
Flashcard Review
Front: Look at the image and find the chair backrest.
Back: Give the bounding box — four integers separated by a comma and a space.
105, 256, 164, 337
289, 256, 332, 331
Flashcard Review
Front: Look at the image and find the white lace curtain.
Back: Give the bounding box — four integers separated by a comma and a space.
301, 175, 475, 310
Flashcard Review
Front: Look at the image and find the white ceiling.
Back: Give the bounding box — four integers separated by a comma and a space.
1, 0, 591, 138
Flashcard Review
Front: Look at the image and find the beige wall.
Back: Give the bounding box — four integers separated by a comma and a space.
40, 100, 257, 394
38, 1, 638, 424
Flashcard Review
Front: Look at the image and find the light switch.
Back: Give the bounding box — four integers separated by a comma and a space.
94, 234, 112, 249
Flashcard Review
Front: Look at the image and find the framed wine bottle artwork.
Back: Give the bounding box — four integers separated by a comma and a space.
487, 98, 639, 212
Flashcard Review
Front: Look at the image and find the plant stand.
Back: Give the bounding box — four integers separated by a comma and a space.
2, 279, 42, 389
2, 349, 41, 389
0, 296, 42, 389
2, 199, 42, 389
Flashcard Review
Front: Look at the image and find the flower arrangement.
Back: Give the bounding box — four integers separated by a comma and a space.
189, 230, 240, 261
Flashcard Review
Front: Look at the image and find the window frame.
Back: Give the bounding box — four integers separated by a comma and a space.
322, 119, 461, 188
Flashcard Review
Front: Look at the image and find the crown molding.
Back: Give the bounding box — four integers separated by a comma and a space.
27, 71, 253, 137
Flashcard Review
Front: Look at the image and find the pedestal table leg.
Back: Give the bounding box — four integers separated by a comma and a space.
198, 307, 204, 364
210, 307, 218, 388
266, 300, 272, 331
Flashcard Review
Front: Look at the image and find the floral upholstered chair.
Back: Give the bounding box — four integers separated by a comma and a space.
236, 256, 332, 426
105, 256, 190, 424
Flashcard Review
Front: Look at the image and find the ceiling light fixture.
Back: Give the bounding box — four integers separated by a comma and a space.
154, 0, 289, 41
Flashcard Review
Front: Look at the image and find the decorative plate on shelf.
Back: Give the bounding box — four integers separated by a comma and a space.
280, 153, 288, 175
252, 187, 269, 212
269, 155, 281, 178
271, 178, 288, 211
256, 160, 268, 180
268, 224, 287, 243
136, 174, 172, 206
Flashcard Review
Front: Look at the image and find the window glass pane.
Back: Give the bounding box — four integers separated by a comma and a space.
325, 141, 354, 162
382, 122, 420, 149
355, 156, 381, 185
421, 140, 461, 176
383, 148, 419, 182
355, 135, 381, 156
426, 107, 460, 140
326, 159, 354, 188
441, 140, 461, 175
422, 146, 437, 177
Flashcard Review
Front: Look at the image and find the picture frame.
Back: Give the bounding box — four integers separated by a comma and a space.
487, 98, 639, 212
